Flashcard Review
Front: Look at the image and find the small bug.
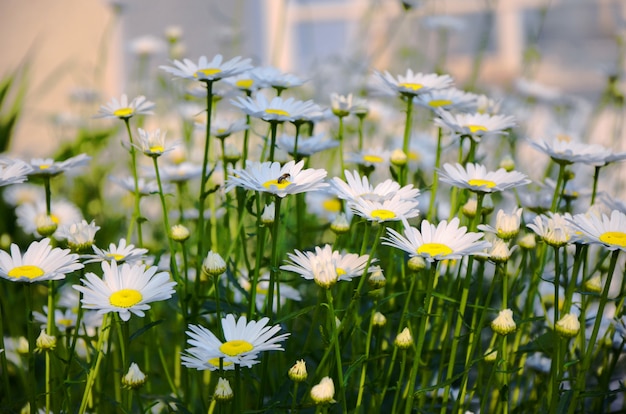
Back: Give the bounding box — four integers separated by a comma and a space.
277, 173, 291, 184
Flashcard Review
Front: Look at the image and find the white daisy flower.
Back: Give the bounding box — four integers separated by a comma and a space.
527, 212, 573, 247
16, 199, 83, 237
383, 217, 491, 262
280, 244, 374, 289
414, 87, 477, 112
0, 158, 30, 186
438, 163, 531, 193
600, 194, 626, 215
160, 54, 252, 82
109, 176, 164, 196
182, 314, 289, 370
158, 161, 203, 183
0, 238, 83, 283
135, 128, 175, 158
350, 195, 420, 223
26, 153, 91, 177
374, 69, 453, 97
276, 133, 339, 157
234, 271, 302, 312
84, 238, 149, 265
33, 307, 78, 332
567, 210, 626, 252
477, 207, 524, 240
223, 71, 262, 93
330, 170, 420, 204
344, 148, 391, 169
56, 219, 100, 252
225, 160, 328, 198
2, 183, 41, 206
210, 118, 248, 139
434, 109, 516, 141
73, 261, 176, 322
231, 94, 324, 123
250, 66, 305, 91
528, 138, 614, 166
95, 94, 155, 119
330, 93, 353, 117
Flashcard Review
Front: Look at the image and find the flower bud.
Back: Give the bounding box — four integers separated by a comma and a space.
311, 376, 335, 404
202, 250, 227, 277
484, 347, 497, 363
368, 267, 386, 290
372, 312, 387, 327
36, 214, 58, 237
170, 224, 190, 242
122, 362, 147, 389
35, 330, 56, 353
555, 313, 580, 338
261, 202, 275, 225
390, 149, 408, 167
407, 256, 426, 271
394, 327, 413, 349
491, 309, 516, 335
583, 274, 602, 293
518, 233, 536, 250
214, 377, 234, 402
330, 213, 350, 234
499, 155, 515, 172
288, 359, 308, 382
461, 199, 477, 219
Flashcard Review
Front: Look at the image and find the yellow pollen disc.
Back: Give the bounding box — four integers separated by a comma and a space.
417, 243, 453, 257
8, 265, 45, 279
599, 231, 626, 247
265, 108, 290, 117
217, 128, 227, 134
336, 268, 346, 276
322, 199, 342, 213
363, 155, 383, 163
371, 209, 396, 220
39, 164, 51, 170
113, 107, 134, 118
263, 179, 291, 190
399, 82, 423, 91
409, 151, 421, 161
256, 285, 269, 295
106, 253, 126, 261
208, 357, 233, 367
59, 318, 73, 327
236, 79, 254, 89
220, 339, 254, 356
468, 179, 496, 188
109, 289, 142, 308
149, 145, 164, 153
428, 99, 453, 107
49, 214, 60, 224
194, 68, 221, 77
557, 133, 572, 142
467, 125, 488, 133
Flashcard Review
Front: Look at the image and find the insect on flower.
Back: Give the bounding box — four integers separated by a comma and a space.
277, 173, 291, 184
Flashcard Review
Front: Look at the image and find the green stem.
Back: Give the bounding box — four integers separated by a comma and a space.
400, 96, 414, 186
197, 80, 215, 276
428, 127, 443, 221
268, 120, 279, 163
550, 163, 566, 213
123, 118, 143, 246
25, 284, 37, 414
337, 116, 345, 176
79, 313, 112, 414
265, 196, 282, 316
325, 288, 347, 413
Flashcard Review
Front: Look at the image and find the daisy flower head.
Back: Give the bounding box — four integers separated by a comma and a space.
527, 136, 613, 166
84, 238, 149, 265
16, 199, 83, 237
567, 210, 626, 251
236, 271, 302, 312
158, 161, 203, 183
438, 163, 531, 194
223, 71, 262, 93
231, 94, 324, 123
0, 238, 83, 283
109, 175, 163, 196
160, 54, 253, 82
27, 153, 91, 178
345, 148, 391, 170
73, 261, 176, 322
95, 94, 155, 120
182, 314, 289, 370
330, 170, 420, 204
56, 219, 100, 252
225, 160, 328, 198
0, 158, 30, 186
330, 93, 353, 117
383, 217, 491, 262
210, 117, 248, 140
478, 207, 523, 240
414, 87, 477, 112
374, 69, 454, 97
135, 128, 175, 158
276, 132, 339, 158
434, 109, 516, 142
280, 244, 374, 289
250, 66, 306, 91
350, 195, 420, 223
527, 212, 573, 247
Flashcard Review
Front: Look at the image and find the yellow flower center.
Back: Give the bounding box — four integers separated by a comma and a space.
149, 145, 164, 153
8, 265, 45, 280
194, 68, 221, 78
220, 339, 254, 356
399, 82, 423, 91
236, 79, 254, 89
106, 253, 126, 261
49, 214, 60, 224
109, 289, 143, 308
428, 99, 453, 107
265, 108, 290, 117
39, 164, 51, 170
208, 357, 233, 367
363, 155, 383, 163
256, 285, 269, 295
467, 125, 488, 133
467, 179, 496, 188
557, 133, 572, 142
263, 179, 291, 190
417, 243, 453, 257
322, 199, 342, 213
113, 107, 134, 118
599, 231, 626, 247
59, 318, 73, 327
217, 128, 227, 134
371, 209, 396, 220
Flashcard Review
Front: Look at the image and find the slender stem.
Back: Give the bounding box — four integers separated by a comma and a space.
268, 121, 279, 163
550, 163, 566, 213
590, 166, 601, 206
325, 288, 347, 413
25, 284, 37, 414
249, 192, 267, 319
265, 196, 282, 316
197, 80, 215, 276
400, 96, 414, 186
355, 303, 377, 410
337, 116, 345, 176
123, 119, 143, 246
427, 127, 443, 221
79, 313, 112, 414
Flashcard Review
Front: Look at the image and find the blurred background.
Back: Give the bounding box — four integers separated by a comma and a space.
1, 0, 625, 157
